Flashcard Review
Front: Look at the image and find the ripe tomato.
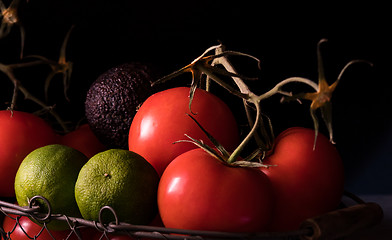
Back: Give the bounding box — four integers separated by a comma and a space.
128, 87, 240, 176
158, 148, 274, 232
0, 110, 57, 197
261, 127, 344, 231
60, 124, 106, 158
2, 214, 82, 239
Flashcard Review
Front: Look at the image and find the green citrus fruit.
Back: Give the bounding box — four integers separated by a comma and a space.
75, 149, 159, 225
14, 144, 88, 230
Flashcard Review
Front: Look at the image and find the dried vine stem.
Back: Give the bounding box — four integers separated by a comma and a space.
153, 44, 320, 163
211, 46, 317, 159
153, 40, 371, 163
0, 61, 69, 132
0, 25, 75, 133
0, 0, 25, 58
26, 25, 74, 102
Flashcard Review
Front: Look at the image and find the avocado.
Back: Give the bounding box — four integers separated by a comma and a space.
85, 62, 157, 149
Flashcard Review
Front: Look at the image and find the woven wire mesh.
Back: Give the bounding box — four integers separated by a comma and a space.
0, 195, 310, 240
0, 192, 382, 240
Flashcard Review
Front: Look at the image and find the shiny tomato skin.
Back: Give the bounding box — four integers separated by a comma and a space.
60, 124, 106, 158
261, 127, 344, 231
128, 87, 240, 176
0, 110, 57, 197
158, 148, 274, 232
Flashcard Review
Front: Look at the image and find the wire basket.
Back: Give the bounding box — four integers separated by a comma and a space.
0, 192, 383, 240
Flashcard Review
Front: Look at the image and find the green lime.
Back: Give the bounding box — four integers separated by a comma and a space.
14, 144, 88, 230
75, 149, 159, 225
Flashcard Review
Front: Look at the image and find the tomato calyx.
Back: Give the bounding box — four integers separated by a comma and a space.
175, 113, 272, 168
173, 113, 228, 163
281, 39, 373, 149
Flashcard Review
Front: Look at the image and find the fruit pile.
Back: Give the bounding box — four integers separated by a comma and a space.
0, 5, 373, 238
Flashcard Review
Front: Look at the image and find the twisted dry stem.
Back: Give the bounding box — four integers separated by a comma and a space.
0, 25, 76, 132
152, 43, 323, 163
26, 25, 75, 102
0, 0, 25, 58
152, 40, 371, 163
0, 61, 69, 132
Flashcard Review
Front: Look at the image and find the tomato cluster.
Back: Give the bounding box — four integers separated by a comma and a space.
127, 86, 344, 232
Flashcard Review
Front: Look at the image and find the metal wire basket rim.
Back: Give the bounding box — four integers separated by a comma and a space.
0, 205, 313, 238
0, 191, 369, 240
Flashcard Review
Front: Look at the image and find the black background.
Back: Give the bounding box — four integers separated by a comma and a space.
0, 1, 390, 194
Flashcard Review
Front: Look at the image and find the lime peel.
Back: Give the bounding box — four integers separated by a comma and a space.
75, 149, 159, 225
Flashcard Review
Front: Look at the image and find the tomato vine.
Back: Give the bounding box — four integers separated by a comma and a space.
153, 39, 372, 163
0, 0, 25, 58
0, 24, 74, 132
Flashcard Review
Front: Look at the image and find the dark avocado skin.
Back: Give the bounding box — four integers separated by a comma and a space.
85, 62, 155, 149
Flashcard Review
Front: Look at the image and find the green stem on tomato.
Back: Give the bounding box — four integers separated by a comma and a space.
209, 48, 319, 163
212, 47, 269, 151
227, 96, 262, 164
226, 77, 319, 163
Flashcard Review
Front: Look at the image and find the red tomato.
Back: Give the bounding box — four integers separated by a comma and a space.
158, 148, 274, 232
60, 124, 106, 158
261, 127, 344, 231
0, 110, 57, 197
129, 87, 240, 176
2, 214, 84, 239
